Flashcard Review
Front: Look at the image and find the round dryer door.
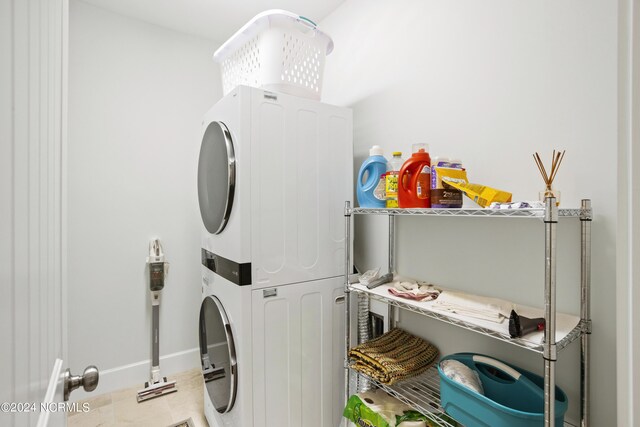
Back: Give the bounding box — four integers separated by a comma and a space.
198, 121, 235, 234
199, 295, 237, 413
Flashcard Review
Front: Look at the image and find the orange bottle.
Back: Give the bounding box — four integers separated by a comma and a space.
398, 144, 431, 208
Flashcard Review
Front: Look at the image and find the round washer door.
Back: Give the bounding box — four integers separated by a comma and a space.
199, 295, 237, 413
198, 121, 235, 234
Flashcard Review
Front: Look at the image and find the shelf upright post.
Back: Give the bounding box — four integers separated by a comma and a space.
580, 199, 592, 427
388, 213, 396, 330
344, 201, 352, 406
543, 197, 559, 427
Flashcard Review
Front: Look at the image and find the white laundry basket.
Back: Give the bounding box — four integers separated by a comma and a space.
213, 10, 334, 100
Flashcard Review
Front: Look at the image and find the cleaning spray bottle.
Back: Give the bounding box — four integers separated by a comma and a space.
398, 144, 431, 208
385, 151, 405, 208
356, 145, 387, 208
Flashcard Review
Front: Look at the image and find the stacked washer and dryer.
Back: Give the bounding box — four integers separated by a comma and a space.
197, 85, 353, 427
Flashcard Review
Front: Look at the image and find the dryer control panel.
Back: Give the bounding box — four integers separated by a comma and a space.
201, 248, 252, 286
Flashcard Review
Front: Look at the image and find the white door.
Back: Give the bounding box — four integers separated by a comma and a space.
37, 361, 66, 427
251, 276, 346, 427
1, 1, 97, 426
249, 89, 353, 290
198, 295, 239, 414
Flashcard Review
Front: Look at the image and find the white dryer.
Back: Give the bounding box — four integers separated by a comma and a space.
198, 85, 352, 289
197, 85, 352, 427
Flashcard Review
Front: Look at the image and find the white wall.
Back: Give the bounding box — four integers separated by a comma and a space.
68, 0, 221, 396
322, 0, 617, 425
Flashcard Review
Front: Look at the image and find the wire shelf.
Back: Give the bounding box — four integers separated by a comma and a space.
350, 366, 579, 427
348, 285, 585, 354
350, 207, 590, 219
350, 365, 459, 427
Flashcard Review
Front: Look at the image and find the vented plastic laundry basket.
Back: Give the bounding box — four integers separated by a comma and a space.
213, 10, 334, 100
438, 353, 568, 427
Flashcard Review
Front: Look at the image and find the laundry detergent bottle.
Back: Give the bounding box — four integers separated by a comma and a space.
356, 145, 387, 208
398, 144, 431, 208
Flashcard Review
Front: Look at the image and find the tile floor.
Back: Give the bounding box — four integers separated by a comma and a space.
67, 369, 208, 427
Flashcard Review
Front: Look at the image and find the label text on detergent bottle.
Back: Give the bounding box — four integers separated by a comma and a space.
385, 172, 399, 208
373, 174, 386, 201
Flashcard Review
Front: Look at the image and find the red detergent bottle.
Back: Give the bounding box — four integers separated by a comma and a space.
398, 144, 431, 208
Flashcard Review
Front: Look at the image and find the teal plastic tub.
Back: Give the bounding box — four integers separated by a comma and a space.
438, 353, 568, 427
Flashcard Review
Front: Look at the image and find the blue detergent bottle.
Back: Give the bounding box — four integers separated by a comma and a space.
357, 146, 387, 208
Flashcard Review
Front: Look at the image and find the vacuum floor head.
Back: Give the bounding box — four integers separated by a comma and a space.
137, 377, 178, 403
203, 365, 226, 383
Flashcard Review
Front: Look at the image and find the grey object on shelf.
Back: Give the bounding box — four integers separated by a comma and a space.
365, 272, 394, 289
343, 199, 593, 427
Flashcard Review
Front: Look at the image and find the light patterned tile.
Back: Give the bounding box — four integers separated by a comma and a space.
191, 373, 204, 386
69, 392, 112, 416
164, 382, 203, 408
181, 375, 204, 393
67, 405, 114, 427
190, 412, 209, 427
169, 398, 204, 424
170, 371, 203, 394
113, 392, 170, 424
173, 368, 201, 383
68, 369, 209, 427
115, 407, 173, 427
110, 384, 140, 403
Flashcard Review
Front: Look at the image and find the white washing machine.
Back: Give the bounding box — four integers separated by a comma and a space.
199, 270, 252, 427
197, 85, 352, 427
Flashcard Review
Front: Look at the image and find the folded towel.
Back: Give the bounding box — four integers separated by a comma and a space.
349, 328, 439, 385
388, 282, 441, 302
433, 290, 513, 323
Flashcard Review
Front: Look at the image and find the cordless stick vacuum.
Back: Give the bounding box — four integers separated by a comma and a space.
137, 238, 178, 402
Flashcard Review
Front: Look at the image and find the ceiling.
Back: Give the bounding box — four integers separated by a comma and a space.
80, 0, 345, 43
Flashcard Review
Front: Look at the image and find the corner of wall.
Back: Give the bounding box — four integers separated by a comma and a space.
616, 0, 635, 424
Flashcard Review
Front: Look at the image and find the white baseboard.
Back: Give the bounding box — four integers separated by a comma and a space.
71, 347, 200, 401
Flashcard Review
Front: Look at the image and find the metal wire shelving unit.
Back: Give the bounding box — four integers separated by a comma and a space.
351, 207, 587, 218
351, 365, 458, 427
343, 199, 593, 427
348, 284, 587, 354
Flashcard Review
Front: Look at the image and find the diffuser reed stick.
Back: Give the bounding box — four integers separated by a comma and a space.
533, 150, 565, 204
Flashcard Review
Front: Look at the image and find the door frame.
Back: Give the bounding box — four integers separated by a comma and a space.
617, 0, 639, 424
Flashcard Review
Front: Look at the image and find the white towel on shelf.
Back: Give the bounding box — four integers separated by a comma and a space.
352, 282, 581, 348
433, 290, 514, 323
388, 280, 441, 302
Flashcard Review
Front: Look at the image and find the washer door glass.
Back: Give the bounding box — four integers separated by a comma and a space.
199, 295, 237, 413
198, 121, 236, 234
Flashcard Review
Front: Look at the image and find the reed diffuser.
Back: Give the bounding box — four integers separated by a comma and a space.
533, 150, 565, 206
